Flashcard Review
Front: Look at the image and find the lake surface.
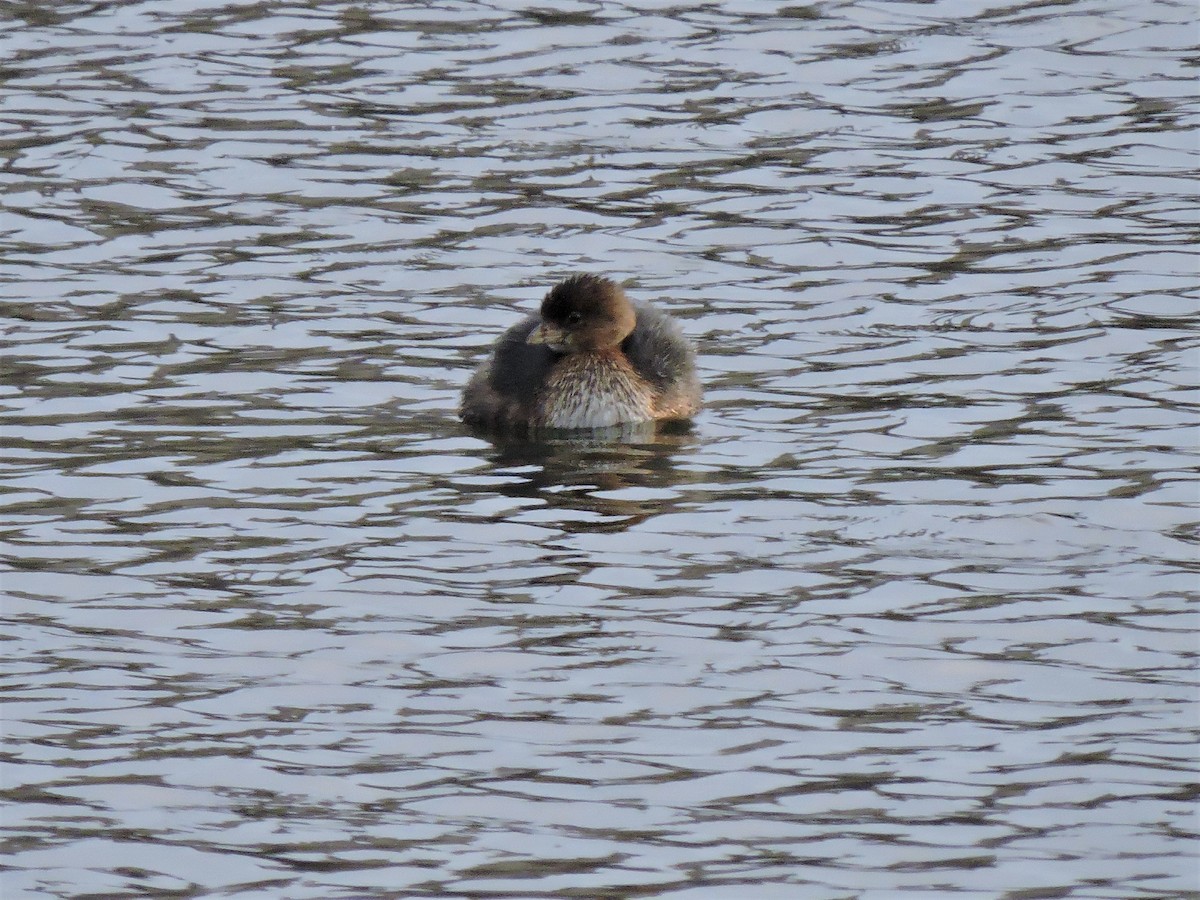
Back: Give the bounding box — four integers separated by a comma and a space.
2, 1, 1197, 897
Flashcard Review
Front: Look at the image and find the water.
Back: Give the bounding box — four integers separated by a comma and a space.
2, 1, 1197, 897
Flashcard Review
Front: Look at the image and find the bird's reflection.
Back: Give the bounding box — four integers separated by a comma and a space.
465, 420, 701, 531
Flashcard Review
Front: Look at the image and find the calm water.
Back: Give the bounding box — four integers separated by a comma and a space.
2, 1, 1197, 897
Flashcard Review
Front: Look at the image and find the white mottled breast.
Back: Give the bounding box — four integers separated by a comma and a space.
535, 352, 656, 429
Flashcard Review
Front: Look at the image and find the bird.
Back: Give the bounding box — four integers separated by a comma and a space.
460, 274, 701, 432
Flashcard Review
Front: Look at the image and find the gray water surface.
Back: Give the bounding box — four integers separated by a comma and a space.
2, 1, 1197, 898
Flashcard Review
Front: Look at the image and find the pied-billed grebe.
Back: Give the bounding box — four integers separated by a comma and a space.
461, 274, 701, 431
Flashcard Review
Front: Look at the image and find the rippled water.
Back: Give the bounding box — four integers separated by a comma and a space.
3, 1, 1197, 897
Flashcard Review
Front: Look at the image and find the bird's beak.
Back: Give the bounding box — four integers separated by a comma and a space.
527, 323, 570, 350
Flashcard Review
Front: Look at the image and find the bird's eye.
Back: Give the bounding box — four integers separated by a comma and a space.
565, 311, 583, 326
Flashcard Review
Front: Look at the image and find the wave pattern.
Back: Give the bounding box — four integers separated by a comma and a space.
2, 1, 1196, 897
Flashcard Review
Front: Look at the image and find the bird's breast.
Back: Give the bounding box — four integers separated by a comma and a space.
534, 352, 656, 429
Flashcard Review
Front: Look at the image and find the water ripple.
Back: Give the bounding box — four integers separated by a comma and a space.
2, 1, 1197, 898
